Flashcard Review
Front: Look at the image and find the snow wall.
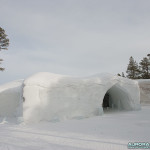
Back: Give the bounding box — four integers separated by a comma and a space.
137, 79, 150, 104
0, 80, 23, 118
23, 72, 141, 123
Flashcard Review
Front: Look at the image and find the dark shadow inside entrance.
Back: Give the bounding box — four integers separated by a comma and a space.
102, 93, 110, 108
102, 92, 112, 112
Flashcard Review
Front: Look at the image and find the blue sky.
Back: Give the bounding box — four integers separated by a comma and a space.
0, 0, 150, 84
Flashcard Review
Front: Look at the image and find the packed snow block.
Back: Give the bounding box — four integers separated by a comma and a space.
137, 79, 150, 104
23, 72, 141, 123
0, 80, 23, 117
107, 80, 140, 110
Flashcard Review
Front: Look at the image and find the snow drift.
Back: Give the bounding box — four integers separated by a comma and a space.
23, 72, 141, 123
0, 80, 23, 117
137, 79, 150, 104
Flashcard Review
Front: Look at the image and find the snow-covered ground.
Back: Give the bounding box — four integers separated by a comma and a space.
0, 74, 149, 150
0, 105, 150, 150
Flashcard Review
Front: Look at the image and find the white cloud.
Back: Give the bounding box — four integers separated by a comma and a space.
0, 0, 150, 83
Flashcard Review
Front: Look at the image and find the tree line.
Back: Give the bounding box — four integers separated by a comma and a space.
118, 54, 150, 79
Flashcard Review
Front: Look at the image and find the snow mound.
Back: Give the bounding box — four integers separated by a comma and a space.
0, 80, 23, 118
137, 79, 150, 104
23, 72, 141, 123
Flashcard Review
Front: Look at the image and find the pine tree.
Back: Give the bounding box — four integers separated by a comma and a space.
122, 72, 125, 77
0, 27, 9, 71
139, 56, 150, 79
126, 56, 140, 79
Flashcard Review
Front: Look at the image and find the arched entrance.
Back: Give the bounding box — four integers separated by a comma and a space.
102, 84, 133, 112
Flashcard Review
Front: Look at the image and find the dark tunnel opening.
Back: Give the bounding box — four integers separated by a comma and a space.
102, 93, 110, 109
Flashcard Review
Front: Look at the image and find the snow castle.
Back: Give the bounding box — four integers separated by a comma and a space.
0, 72, 141, 122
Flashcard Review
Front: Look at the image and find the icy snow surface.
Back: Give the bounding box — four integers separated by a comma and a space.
0, 72, 149, 150
23, 72, 141, 123
0, 80, 23, 118
0, 105, 150, 150
137, 79, 150, 104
